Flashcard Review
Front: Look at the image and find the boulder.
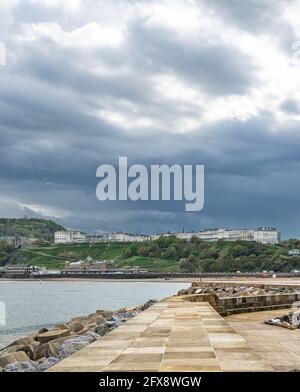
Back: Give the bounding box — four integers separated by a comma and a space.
118, 311, 137, 319
94, 315, 106, 326
106, 319, 120, 329
31, 343, 48, 361
85, 322, 96, 329
37, 329, 70, 344
0, 344, 25, 358
37, 357, 60, 372
7, 336, 36, 348
54, 323, 70, 330
46, 334, 77, 347
4, 360, 39, 372
69, 321, 85, 333
94, 324, 110, 336
0, 351, 30, 368
95, 310, 113, 318
123, 306, 138, 312
46, 342, 61, 358
76, 326, 91, 335
140, 299, 157, 311
30, 334, 75, 360
38, 328, 48, 334
84, 331, 101, 340
58, 334, 97, 360
20, 343, 40, 360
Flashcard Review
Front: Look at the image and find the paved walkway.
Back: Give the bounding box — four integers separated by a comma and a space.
201, 278, 300, 287
48, 301, 273, 372
227, 308, 300, 371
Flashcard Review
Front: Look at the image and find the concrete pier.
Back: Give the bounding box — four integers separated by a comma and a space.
48, 301, 275, 372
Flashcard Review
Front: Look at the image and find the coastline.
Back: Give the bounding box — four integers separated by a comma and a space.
1, 276, 300, 285
0, 277, 198, 283
0, 298, 158, 372
0, 280, 190, 356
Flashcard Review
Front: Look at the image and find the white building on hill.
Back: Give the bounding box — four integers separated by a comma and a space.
54, 231, 86, 244
174, 227, 280, 244
288, 249, 300, 256
54, 231, 150, 244
253, 227, 280, 244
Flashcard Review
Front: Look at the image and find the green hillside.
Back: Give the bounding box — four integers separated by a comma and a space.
114, 256, 180, 272
11, 242, 180, 271
0, 242, 16, 266
13, 243, 131, 270
6, 235, 300, 272
122, 235, 300, 273
0, 218, 65, 241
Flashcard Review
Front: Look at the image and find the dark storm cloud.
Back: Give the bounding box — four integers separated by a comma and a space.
12, 39, 154, 104
129, 21, 257, 96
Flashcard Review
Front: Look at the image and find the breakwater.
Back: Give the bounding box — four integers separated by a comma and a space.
0, 299, 157, 372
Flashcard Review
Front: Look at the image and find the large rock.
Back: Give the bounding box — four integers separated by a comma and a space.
0, 351, 30, 368
37, 357, 60, 372
94, 324, 110, 336
69, 321, 85, 332
58, 333, 98, 360
20, 342, 40, 360
140, 299, 157, 311
49, 335, 76, 346
0, 344, 25, 358
46, 342, 61, 358
31, 343, 48, 361
4, 360, 39, 372
33, 334, 76, 360
95, 310, 114, 318
118, 311, 137, 320
84, 331, 101, 340
76, 326, 91, 335
94, 315, 106, 326
38, 328, 48, 334
7, 336, 36, 347
37, 329, 70, 343
54, 323, 70, 330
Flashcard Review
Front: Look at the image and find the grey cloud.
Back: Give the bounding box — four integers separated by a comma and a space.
203, 0, 284, 32
280, 99, 300, 114
129, 21, 257, 96
0, 0, 300, 238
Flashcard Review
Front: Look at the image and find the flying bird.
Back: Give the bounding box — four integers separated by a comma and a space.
42, 177, 51, 185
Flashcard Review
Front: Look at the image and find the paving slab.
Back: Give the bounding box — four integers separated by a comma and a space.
226, 307, 300, 371
48, 301, 274, 372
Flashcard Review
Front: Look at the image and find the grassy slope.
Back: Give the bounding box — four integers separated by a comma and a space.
14, 243, 179, 271
114, 256, 180, 272
11, 237, 300, 273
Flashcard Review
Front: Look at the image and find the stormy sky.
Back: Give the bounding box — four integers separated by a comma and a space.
0, 0, 300, 238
